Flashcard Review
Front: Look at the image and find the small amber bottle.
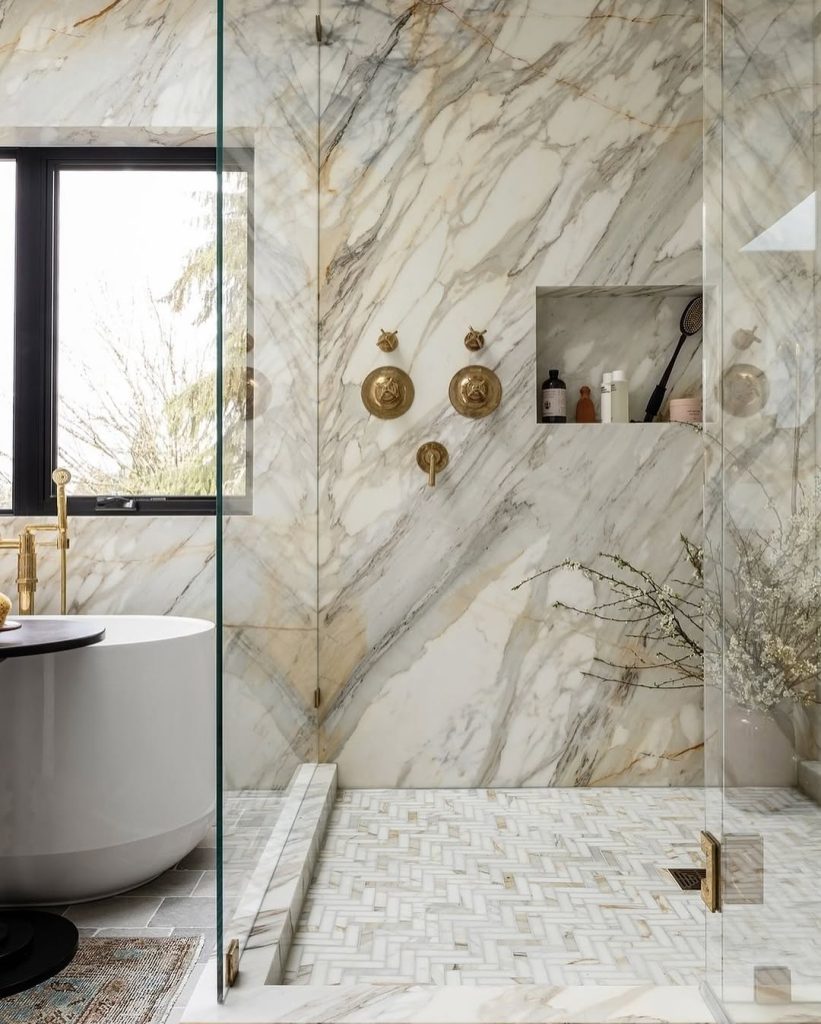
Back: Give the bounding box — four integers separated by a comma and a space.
575, 385, 596, 423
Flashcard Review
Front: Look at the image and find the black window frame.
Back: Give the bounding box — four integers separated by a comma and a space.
3, 146, 252, 517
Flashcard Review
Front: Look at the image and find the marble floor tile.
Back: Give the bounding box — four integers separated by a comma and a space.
285, 788, 708, 986
285, 786, 821, 991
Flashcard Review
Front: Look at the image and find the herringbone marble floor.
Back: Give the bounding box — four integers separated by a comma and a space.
284, 788, 708, 986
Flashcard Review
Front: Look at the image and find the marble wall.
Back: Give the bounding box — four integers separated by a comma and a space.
2, 0, 706, 790
317, 0, 704, 786
0, 0, 316, 790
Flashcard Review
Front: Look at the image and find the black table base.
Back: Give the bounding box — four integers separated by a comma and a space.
0, 910, 78, 998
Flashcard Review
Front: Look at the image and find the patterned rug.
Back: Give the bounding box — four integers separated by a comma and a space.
0, 935, 203, 1023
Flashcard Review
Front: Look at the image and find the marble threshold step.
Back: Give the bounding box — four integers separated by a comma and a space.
798, 761, 821, 807
182, 980, 717, 1024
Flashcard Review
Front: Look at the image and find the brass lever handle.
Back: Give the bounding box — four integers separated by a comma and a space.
53, 467, 71, 542
416, 442, 448, 487
53, 468, 71, 615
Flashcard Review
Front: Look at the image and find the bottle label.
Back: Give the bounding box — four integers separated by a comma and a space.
542, 389, 566, 417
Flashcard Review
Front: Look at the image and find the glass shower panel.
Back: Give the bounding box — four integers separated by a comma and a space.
704, 0, 820, 1016
0, 159, 13, 512
217, 0, 319, 999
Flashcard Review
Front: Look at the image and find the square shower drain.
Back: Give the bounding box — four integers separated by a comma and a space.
667, 866, 706, 891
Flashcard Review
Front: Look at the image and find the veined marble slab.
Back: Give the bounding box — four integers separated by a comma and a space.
0, 0, 319, 790
239, 764, 337, 985
3, 0, 709, 792
316, 0, 704, 787
203, 763, 337, 1011
181, 980, 715, 1024
222, 764, 335, 971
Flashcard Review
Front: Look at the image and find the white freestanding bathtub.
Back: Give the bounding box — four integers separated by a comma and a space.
0, 615, 215, 904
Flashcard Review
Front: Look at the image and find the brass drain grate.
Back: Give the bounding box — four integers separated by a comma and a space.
667, 867, 706, 891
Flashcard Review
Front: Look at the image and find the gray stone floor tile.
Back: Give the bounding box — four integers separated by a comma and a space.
134, 869, 204, 897
149, 896, 216, 929
175, 847, 216, 871
64, 897, 163, 928
173, 927, 216, 960
96, 926, 174, 937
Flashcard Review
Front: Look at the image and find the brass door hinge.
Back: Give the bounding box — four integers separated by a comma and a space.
700, 830, 720, 913
225, 938, 240, 988
313, 687, 321, 709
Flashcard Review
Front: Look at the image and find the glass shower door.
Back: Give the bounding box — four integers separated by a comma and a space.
704, 0, 820, 1017
216, 0, 320, 1000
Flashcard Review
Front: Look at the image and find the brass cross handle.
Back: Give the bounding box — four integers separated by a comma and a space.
416, 442, 448, 487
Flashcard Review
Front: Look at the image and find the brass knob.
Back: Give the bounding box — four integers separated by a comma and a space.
448, 365, 502, 418
52, 468, 72, 486
362, 366, 415, 419
464, 327, 486, 351
416, 442, 448, 487
377, 329, 399, 352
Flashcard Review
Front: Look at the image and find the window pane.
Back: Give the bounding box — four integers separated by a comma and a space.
0, 160, 14, 510
56, 166, 248, 498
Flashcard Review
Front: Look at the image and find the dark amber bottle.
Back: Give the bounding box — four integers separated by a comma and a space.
541, 369, 566, 423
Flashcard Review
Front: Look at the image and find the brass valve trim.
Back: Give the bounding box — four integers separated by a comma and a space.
377, 329, 399, 352
448, 365, 502, 419
464, 327, 486, 351
416, 442, 448, 487
362, 366, 415, 420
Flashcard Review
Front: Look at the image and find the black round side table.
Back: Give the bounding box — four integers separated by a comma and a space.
0, 618, 106, 997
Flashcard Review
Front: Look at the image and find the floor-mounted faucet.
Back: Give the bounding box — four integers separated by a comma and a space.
0, 469, 72, 615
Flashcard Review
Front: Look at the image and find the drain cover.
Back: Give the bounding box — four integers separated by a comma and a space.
668, 867, 706, 891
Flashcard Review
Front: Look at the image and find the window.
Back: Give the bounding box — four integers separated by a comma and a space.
5, 149, 251, 516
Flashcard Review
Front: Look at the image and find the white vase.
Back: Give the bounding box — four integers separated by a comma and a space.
723, 702, 797, 787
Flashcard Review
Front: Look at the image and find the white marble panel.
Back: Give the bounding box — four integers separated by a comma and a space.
182, 977, 715, 1024
0, 0, 319, 788
3, 0, 710, 793
224, 764, 337, 977
316, 0, 704, 787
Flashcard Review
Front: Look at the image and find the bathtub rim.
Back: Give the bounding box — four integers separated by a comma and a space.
11, 613, 215, 648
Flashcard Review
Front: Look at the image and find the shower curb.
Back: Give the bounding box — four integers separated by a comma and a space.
221, 763, 337, 988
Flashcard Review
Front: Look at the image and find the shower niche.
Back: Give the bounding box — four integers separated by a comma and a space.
535, 285, 703, 425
